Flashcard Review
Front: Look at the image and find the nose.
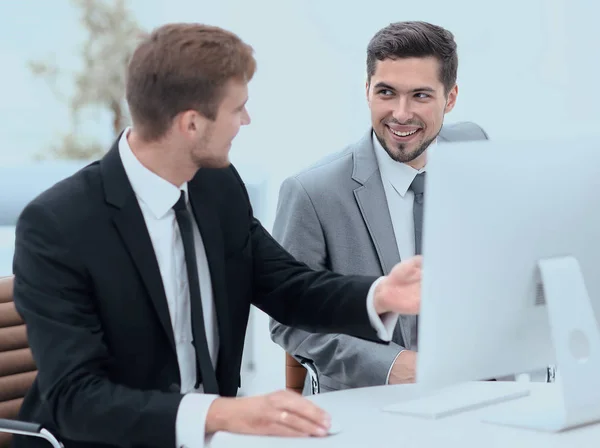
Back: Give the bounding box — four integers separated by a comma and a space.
241, 108, 251, 126
391, 97, 413, 123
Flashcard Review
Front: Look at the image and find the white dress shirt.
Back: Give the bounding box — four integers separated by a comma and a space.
119, 130, 218, 448
119, 128, 396, 447
373, 134, 429, 262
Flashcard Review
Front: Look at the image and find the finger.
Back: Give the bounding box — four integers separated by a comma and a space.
399, 255, 422, 271
272, 391, 331, 430
407, 257, 423, 279
405, 266, 422, 282
409, 254, 423, 269
264, 421, 311, 438
276, 408, 329, 437
394, 256, 423, 279
395, 264, 421, 283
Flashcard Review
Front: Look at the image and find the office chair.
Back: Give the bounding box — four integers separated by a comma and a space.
284, 353, 320, 395
0, 276, 62, 448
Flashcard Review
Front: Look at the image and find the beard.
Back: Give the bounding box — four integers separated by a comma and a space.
190, 126, 232, 169
191, 150, 230, 169
375, 125, 441, 164
199, 157, 230, 169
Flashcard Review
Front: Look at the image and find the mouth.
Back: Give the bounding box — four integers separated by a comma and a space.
386, 125, 422, 142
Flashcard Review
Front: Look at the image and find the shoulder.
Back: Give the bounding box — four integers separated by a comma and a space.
282, 141, 360, 196
19, 161, 102, 225
439, 121, 489, 142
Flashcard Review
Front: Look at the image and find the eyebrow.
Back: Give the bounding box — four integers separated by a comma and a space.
373, 82, 436, 93
237, 98, 248, 110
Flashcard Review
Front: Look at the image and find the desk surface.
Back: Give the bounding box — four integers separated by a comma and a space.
208, 382, 600, 448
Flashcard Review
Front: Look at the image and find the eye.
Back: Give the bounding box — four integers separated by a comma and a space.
414, 92, 431, 99
377, 89, 394, 97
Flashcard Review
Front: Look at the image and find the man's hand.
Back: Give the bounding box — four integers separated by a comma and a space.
206, 390, 331, 437
373, 255, 422, 315
388, 350, 417, 385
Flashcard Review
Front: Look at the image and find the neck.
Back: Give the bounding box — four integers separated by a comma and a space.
127, 129, 197, 187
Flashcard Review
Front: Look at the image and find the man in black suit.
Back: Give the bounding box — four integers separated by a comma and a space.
12, 23, 422, 448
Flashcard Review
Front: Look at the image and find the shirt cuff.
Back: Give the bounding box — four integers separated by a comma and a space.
385, 349, 405, 384
175, 393, 219, 448
366, 276, 399, 342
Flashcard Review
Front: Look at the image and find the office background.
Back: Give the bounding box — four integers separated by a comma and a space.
0, 0, 596, 396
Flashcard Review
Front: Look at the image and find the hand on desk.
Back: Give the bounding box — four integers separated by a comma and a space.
389, 350, 417, 384
206, 389, 331, 437
373, 255, 422, 315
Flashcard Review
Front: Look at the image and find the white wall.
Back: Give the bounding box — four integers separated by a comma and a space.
2, 0, 597, 396
159, 0, 593, 396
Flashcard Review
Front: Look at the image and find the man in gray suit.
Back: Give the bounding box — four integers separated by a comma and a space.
269, 21, 489, 393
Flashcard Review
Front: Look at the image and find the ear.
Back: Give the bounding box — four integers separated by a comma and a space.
444, 84, 458, 114
175, 110, 208, 138
365, 79, 371, 103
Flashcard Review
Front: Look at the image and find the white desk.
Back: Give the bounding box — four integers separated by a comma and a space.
208, 382, 600, 448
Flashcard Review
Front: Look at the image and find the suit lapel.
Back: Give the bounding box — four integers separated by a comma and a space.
188, 174, 232, 388
351, 131, 411, 346
101, 142, 177, 355
351, 131, 401, 274
354, 181, 400, 275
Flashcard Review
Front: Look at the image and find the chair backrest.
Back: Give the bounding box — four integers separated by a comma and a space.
285, 352, 306, 394
0, 276, 37, 448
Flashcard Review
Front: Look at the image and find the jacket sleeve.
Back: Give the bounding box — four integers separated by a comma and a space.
267, 176, 403, 388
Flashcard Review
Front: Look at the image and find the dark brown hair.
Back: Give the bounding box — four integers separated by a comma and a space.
367, 21, 458, 94
126, 23, 256, 141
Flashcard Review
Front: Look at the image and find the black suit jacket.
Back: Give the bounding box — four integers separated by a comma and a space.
12, 139, 381, 448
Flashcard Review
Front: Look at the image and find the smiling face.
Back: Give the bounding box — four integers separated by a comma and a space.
366, 56, 458, 169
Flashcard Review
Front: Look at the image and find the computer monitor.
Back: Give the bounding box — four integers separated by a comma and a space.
385, 138, 600, 432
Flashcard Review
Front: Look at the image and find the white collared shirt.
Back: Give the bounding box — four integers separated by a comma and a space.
373, 134, 430, 262
119, 128, 218, 448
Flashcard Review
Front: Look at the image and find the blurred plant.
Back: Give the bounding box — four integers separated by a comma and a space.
29, 0, 145, 160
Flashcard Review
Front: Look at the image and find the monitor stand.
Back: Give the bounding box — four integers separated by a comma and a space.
483, 255, 600, 432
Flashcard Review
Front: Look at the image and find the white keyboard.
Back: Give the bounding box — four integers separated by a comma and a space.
382, 382, 531, 419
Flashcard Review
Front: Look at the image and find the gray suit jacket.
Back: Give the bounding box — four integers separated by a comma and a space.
270, 122, 489, 393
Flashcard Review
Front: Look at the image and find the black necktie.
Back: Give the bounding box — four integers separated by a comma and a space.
409, 172, 426, 349
173, 191, 219, 394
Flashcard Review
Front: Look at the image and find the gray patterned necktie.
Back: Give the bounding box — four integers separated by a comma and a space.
408, 172, 426, 350
409, 172, 426, 255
